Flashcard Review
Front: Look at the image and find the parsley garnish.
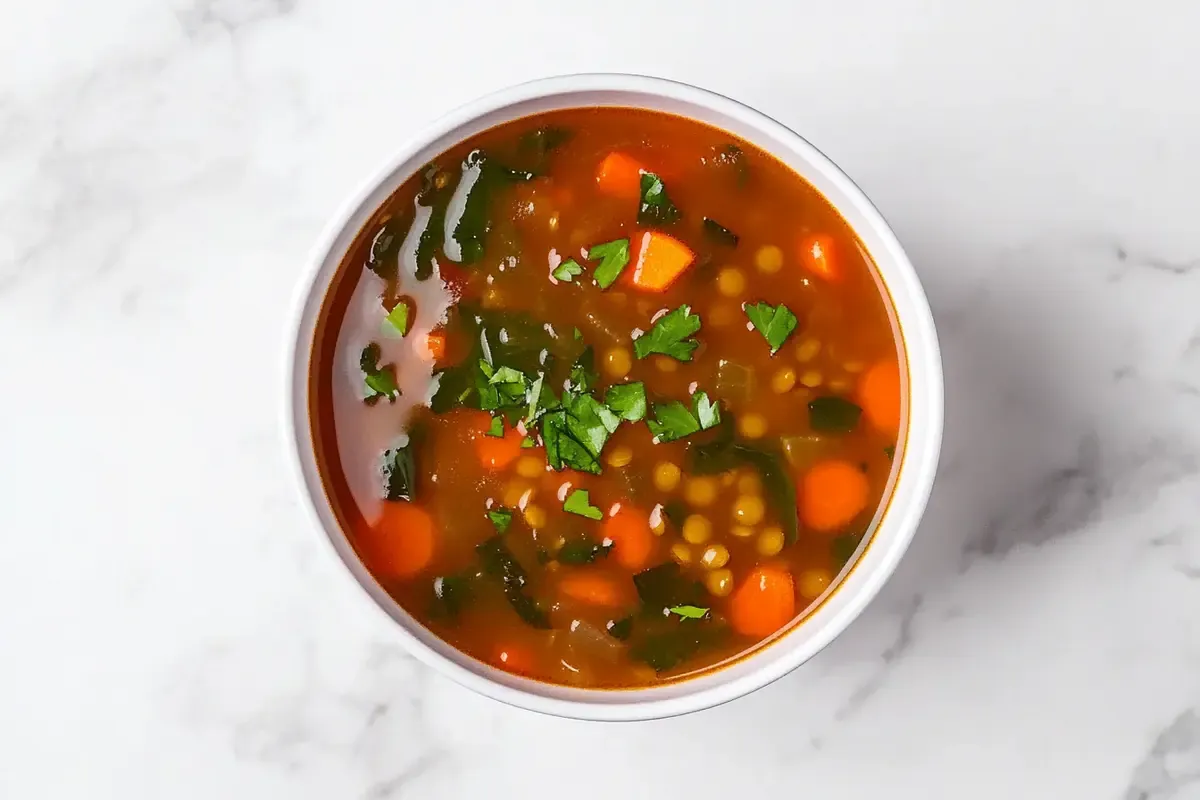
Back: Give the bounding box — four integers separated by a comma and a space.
638, 172, 680, 226
566, 346, 598, 393
521, 436, 537, 448
552, 258, 583, 282
587, 238, 631, 289
668, 605, 710, 620
384, 300, 411, 336
646, 390, 721, 442
563, 488, 604, 520
360, 343, 400, 405
604, 382, 647, 422
744, 301, 798, 354
485, 416, 504, 437
633, 305, 702, 361
488, 507, 513, 533
541, 392, 620, 474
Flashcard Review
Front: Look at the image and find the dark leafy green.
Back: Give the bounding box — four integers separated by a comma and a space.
607, 616, 634, 641
430, 574, 472, 620
587, 238, 631, 289
542, 410, 600, 474
604, 382, 647, 422
631, 621, 722, 672
487, 507, 513, 533
556, 536, 613, 565
808, 396, 863, 432
360, 343, 400, 405
518, 126, 572, 171
701, 218, 739, 247
485, 416, 505, 437
638, 172, 680, 226
567, 346, 598, 393
379, 424, 423, 501
633, 304, 702, 361
384, 299, 411, 336
447, 149, 535, 266
884, 445, 896, 461
744, 301, 799, 354
633, 563, 706, 612
477, 536, 550, 628
689, 422, 798, 543
832, 533, 862, 570
647, 391, 721, 443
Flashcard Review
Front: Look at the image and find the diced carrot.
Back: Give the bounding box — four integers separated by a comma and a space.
628, 231, 695, 292
493, 643, 537, 677
361, 501, 436, 579
799, 233, 837, 281
596, 152, 644, 200
730, 566, 796, 638
859, 359, 901, 435
558, 571, 634, 607
602, 505, 654, 570
472, 412, 525, 470
799, 459, 869, 532
423, 331, 447, 362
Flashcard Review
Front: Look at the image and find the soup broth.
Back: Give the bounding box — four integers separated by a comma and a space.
311, 107, 902, 688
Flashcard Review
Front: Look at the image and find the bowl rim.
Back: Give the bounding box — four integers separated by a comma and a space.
283, 72, 943, 721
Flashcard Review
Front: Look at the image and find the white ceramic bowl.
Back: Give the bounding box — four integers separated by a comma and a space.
285, 74, 942, 721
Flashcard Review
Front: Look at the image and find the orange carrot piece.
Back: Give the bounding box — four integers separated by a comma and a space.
558, 571, 633, 607
730, 566, 796, 638
859, 359, 901, 435
629, 231, 695, 292
799, 233, 837, 281
799, 459, 870, 532
362, 501, 436, 579
601, 505, 655, 570
596, 152, 644, 199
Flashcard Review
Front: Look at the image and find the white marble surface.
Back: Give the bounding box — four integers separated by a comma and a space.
3, 0, 1200, 797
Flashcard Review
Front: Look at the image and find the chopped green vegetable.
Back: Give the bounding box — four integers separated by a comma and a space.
744, 301, 799, 354
488, 507, 513, 533
430, 574, 472, 620
662, 500, 688, 529
563, 390, 620, 445
366, 220, 402, 280
604, 382, 647, 422
524, 372, 561, 425
689, 420, 798, 543
884, 445, 896, 461
556, 536, 613, 565
638, 172, 680, 226
379, 425, 423, 502
832, 533, 861, 569
541, 410, 600, 474
552, 258, 583, 282
573, 327, 583, 341
447, 150, 535, 265
587, 238, 631, 289
808, 396, 863, 432
477, 536, 550, 628
521, 436, 537, 448
715, 359, 755, 402
360, 343, 400, 405
701, 218, 739, 247
485, 416, 504, 437
567, 346, 598, 393
633, 304, 702, 361
488, 365, 525, 386
563, 488, 604, 520
669, 605, 710, 620
383, 298, 411, 336
607, 616, 634, 641
631, 622, 719, 673
633, 563, 706, 612
647, 391, 721, 443
518, 126, 572, 172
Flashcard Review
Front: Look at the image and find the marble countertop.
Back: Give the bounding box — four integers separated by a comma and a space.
3, 1, 1200, 797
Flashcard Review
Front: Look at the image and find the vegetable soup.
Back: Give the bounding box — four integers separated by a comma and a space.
310, 108, 903, 688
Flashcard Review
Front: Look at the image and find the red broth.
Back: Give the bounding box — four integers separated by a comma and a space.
310, 107, 902, 688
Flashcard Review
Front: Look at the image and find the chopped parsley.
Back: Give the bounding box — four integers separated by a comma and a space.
566, 346, 598, 393
587, 238, 631, 289
633, 304, 702, 361
487, 507, 513, 533
552, 258, 583, 282
604, 382, 647, 422
360, 343, 400, 405
808, 396, 863, 432
668, 605, 711, 620
744, 301, 798, 354
521, 436, 537, 448
485, 416, 504, 437
563, 488, 603, 520
646, 390, 721, 443
638, 172, 680, 226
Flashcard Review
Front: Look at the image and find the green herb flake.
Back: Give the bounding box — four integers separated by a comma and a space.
487, 507, 513, 533
638, 172, 681, 226
808, 396, 863, 433
701, 218, 739, 247
552, 258, 583, 282
647, 391, 721, 443
633, 304, 702, 362
485, 416, 505, 438
604, 382, 647, 422
384, 300, 411, 336
541, 410, 601, 474
669, 604, 711, 620
360, 343, 400, 405
744, 301, 799, 354
521, 436, 537, 449
573, 327, 583, 341
587, 238, 631, 289
563, 488, 604, 520
567, 346, 598, 393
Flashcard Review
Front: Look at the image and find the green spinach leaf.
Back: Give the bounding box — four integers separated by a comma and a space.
808, 396, 863, 433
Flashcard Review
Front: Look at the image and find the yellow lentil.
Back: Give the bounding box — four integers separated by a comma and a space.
757, 526, 785, 556
731, 524, 756, 538
670, 542, 693, 565
798, 568, 833, 600
738, 413, 768, 439
523, 505, 547, 529
515, 456, 543, 479
771, 367, 797, 394
795, 338, 821, 362
705, 568, 734, 597
733, 494, 765, 526
800, 370, 823, 388
700, 544, 730, 569
604, 347, 632, 379
684, 476, 719, 506
682, 514, 712, 544
755, 245, 784, 273
717, 267, 746, 297
606, 445, 633, 468
654, 462, 681, 491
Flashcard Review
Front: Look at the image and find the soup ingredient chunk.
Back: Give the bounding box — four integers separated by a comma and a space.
799, 459, 869, 532
730, 566, 796, 637
629, 231, 695, 291
361, 502, 436, 579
